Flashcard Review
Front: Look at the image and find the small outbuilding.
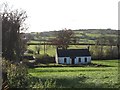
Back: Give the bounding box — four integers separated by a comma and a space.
55, 49, 91, 64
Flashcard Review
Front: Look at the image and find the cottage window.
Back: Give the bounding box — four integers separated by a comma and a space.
64, 58, 67, 63
79, 58, 81, 62
85, 58, 87, 62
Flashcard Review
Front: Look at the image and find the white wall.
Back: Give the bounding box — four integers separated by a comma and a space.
55, 53, 58, 64
75, 56, 91, 64
58, 57, 71, 64
56, 56, 91, 64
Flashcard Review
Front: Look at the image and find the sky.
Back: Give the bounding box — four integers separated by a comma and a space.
0, 0, 119, 32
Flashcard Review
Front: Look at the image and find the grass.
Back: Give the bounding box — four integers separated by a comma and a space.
28, 44, 99, 57
28, 45, 89, 57
27, 44, 118, 58
86, 33, 101, 37
28, 40, 40, 43
28, 60, 119, 88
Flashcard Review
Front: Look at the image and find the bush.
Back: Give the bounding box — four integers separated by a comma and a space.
2, 60, 56, 88
34, 54, 49, 59
34, 54, 55, 64
7, 63, 31, 88
27, 49, 34, 54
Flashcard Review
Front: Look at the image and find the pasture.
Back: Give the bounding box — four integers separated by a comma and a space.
27, 30, 118, 58
28, 60, 119, 88
26, 30, 119, 88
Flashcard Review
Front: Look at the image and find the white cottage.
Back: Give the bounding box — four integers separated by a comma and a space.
55, 49, 91, 64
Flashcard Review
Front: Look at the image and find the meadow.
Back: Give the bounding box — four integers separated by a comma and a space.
28, 60, 119, 88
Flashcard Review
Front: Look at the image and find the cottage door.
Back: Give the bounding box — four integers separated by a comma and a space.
71, 58, 74, 64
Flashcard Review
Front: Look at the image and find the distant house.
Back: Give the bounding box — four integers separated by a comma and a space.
55, 49, 91, 64
20, 33, 27, 40
20, 33, 33, 41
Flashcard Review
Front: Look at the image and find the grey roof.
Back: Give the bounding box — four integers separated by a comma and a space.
57, 49, 91, 58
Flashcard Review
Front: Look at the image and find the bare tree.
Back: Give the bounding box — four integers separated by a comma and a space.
35, 45, 40, 54
106, 36, 115, 59
51, 29, 75, 49
1, 3, 27, 62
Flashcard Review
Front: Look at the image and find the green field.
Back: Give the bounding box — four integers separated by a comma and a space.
28, 45, 90, 57
27, 30, 119, 88
27, 30, 118, 58
29, 60, 119, 88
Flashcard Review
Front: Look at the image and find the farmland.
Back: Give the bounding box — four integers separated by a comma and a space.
28, 60, 119, 88
26, 29, 119, 88
27, 29, 118, 59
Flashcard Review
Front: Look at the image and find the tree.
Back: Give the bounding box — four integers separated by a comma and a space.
1, 3, 28, 89
51, 29, 75, 49
106, 36, 116, 59
95, 34, 107, 59
1, 3, 27, 62
35, 45, 40, 54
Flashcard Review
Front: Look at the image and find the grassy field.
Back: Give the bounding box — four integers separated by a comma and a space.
28, 45, 89, 57
27, 31, 119, 88
28, 60, 119, 88
27, 30, 117, 58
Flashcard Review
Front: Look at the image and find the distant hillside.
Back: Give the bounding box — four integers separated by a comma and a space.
32, 29, 118, 36
27, 29, 118, 45
73, 29, 118, 34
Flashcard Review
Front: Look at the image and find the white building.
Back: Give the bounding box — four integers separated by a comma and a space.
55, 49, 91, 64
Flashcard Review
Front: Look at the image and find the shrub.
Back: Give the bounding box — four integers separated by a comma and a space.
27, 49, 34, 54
34, 54, 55, 64
7, 63, 31, 88
2, 60, 56, 88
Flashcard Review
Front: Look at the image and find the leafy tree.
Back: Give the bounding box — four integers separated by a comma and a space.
1, 3, 27, 62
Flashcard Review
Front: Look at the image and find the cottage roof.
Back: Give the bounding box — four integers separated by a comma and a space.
57, 49, 91, 58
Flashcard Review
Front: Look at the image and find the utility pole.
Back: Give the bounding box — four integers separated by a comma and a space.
0, 15, 2, 90
44, 36, 45, 55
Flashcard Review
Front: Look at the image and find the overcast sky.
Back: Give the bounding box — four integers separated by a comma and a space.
0, 0, 119, 32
